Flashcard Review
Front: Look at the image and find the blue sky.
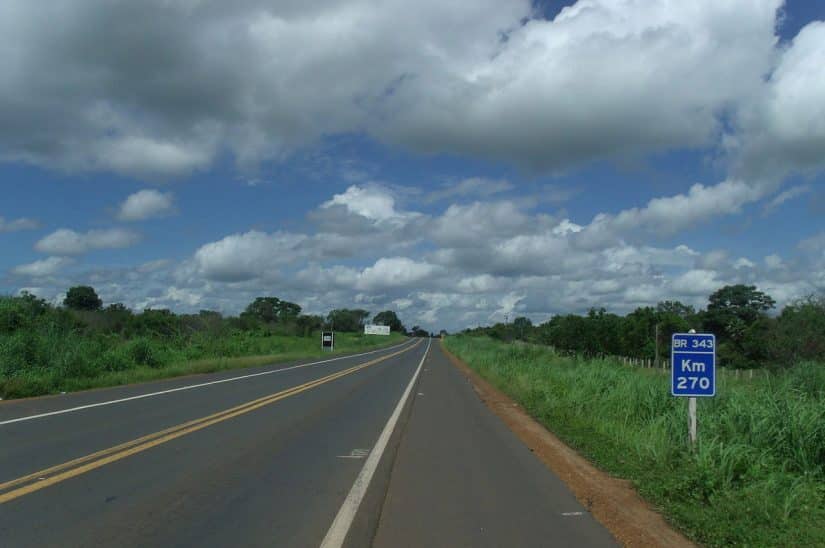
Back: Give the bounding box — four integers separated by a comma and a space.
1, 0, 824, 331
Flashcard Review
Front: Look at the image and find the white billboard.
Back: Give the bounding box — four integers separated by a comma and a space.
364, 324, 391, 335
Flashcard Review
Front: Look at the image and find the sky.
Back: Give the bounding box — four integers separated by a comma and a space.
1, 0, 824, 331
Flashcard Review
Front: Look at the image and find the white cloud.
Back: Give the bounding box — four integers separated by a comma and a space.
0, 0, 806, 179
552, 219, 583, 237
614, 180, 771, 233
192, 230, 308, 282
0, 216, 39, 232
12, 257, 73, 277
764, 254, 785, 270
321, 185, 404, 225
763, 184, 812, 215
117, 189, 176, 221
380, 0, 781, 171
457, 274, 502, 294
96, 137, 213, 179
354, 257, 439, 291
392, 298, 414, 310
734, 258, 756, 270
670, 269, 724, 296
731, 21, 825, 179
35, 228, 141, 255
431, 201, 540, 247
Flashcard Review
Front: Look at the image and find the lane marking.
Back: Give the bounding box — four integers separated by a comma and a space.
337, 449, 370, 459
562, 512, 585, 517
0, 340, 414, 427
320, 338, 431, 548
0, 341, 422, 504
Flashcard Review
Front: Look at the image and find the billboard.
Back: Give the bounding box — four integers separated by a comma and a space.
364, 324, 391, 335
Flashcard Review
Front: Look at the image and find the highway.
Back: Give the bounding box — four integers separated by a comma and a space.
0, 338, 616, 547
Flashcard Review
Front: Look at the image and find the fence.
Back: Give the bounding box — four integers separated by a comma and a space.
608, 354, 770, 380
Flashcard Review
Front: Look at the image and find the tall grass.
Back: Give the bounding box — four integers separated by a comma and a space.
0, 330, 405, 399
444, 335, 825, 547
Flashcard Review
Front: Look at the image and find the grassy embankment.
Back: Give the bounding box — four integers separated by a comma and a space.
0, 330, 405, 400
444, 335, 825, 547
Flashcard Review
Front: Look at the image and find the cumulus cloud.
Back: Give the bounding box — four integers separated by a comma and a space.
117, 189, 176, 221
431, 201, 546, 247
576, 179, 777, 245
35, 228, 141, 255
354, 257, 439, 291
0, 216, 39, 232
4, 0, 818, 182
321, 185, 402, 224
381, 0, 781, 171
729, 21, 825, 179
96, 137, 213, 179
192, 230, 308, 282
12, 257, 73, 277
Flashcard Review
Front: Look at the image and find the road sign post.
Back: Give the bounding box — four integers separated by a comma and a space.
322, 331, 334, 351
671, 330, 716, 450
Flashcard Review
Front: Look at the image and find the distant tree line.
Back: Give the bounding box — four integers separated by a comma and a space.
463, 285, 825, 369
31, 286, 412, 338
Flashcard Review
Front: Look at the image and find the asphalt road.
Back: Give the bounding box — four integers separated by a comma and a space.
0, 338, 616, 547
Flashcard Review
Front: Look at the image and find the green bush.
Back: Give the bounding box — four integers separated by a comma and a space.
98, 347, 135, 372
128, 338, 163, 368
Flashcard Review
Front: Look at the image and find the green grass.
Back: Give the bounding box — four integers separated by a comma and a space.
444, 335, 825, 547
0, 331, 406, 399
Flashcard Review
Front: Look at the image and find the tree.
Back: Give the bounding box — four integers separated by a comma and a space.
296, 314, 324, 337
410, 325, 429, 337
64, 286, 103, 311
656, 301, 696, 319
242, 297, 302, 324
372, 310, 405, 333
243, 297, 280, 323
620, 307, 657, 358
704, 285, 776, 339
770, 294, 825, 363
512, 316, 532, 340
277, 300, 301, 320
326, 309, 370, 332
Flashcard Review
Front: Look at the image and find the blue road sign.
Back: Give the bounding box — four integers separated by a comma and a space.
671, 333, 716, 397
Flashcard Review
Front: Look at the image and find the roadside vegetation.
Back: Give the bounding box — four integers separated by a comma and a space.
0, 288, 407, 399
444, 336, 825, 546
465, 285, 825, 370
446, 286, 825, 547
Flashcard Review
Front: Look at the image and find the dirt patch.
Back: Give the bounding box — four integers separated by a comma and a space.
441, 341, 695, 548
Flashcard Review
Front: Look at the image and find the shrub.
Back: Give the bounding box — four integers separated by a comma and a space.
129, 338, 163, 368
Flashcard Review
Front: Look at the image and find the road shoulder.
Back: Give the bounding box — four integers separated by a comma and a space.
441, 341, 694, 548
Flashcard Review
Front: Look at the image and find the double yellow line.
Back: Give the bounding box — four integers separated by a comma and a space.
0, 340, 420, 504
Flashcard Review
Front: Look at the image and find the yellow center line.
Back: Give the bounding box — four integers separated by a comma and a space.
0, 340, 420, 504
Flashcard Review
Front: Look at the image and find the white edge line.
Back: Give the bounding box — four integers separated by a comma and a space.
0, 340, 414, 427
320, 338, 431, 548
